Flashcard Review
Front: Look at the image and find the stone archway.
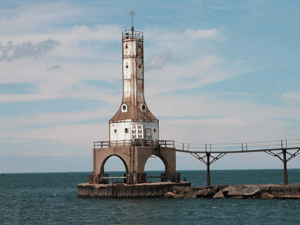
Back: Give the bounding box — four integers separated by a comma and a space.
91, 146, 179, 184
100, 154, 129, 175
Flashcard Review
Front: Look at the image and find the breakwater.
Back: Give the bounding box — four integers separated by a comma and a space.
164, 183, 300, 199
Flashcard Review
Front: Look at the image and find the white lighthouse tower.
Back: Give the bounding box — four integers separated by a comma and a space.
109, 15, 159, 145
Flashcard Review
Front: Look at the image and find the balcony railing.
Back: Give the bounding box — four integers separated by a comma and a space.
94, 140, 175, 149
122, 30, 143, 40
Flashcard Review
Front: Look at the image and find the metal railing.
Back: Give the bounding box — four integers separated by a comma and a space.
174, 139, 300, 153
94, 139, 300, 153
94, 140, 175, 149
122, 30, 143, 40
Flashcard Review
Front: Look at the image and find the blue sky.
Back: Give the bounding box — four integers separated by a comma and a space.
1, 0, 300, 173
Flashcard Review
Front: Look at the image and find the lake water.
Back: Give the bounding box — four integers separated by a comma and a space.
1, 169, 300, 224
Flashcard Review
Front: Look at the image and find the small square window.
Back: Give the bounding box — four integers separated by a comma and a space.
125, 128, 129, 133
114, 129, 117, 133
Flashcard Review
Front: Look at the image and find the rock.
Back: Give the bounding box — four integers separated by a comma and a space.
173, 186, 185, 195
243, 185, 260, 196
196, 189, 212, 198
164, 192, 183, 199
212, 185, 228, 193
183, 189, 197, 198
169, 184, 300, 200
259, 184, 271, 193
213, 191, 225, 199
277, 195, 300, 200
222, 185, 244, 197
261, 193, 274, 200
270, 185, 288, 193
290, 186, 300, 192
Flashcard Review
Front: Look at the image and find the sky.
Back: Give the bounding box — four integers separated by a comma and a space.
0, 0, 300, 173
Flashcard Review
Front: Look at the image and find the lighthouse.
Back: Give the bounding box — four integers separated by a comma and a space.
109, 24, 159, 144
79, 14, 184, 191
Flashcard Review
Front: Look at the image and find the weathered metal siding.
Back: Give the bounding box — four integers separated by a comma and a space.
109, 30, 159, 143
122, 38, 144, 105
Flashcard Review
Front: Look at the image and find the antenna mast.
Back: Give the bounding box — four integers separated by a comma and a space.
130, 10, 135, 36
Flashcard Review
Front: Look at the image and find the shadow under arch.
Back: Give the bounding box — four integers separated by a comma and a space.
100, 154, 129, 175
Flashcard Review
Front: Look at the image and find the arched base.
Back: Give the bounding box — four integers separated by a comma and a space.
91, 146, 177, 184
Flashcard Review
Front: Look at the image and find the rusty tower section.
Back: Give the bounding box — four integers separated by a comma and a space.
109, 26, 159, 144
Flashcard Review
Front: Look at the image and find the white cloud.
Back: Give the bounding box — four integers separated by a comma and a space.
165, 117, 247, 126
184, 28, 221, 40
282, 91, 300, 103
145, 52, 172, 71
0, 39, 59, 61
0, 2, 83, 35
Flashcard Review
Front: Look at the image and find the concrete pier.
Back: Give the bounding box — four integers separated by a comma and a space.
77, 181, 191, 198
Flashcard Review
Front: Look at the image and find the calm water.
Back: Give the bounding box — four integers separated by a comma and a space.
1, 170, 300, 224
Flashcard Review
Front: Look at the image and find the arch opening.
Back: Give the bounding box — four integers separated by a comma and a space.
100, 155, 128, 183
144, 155, 167, 183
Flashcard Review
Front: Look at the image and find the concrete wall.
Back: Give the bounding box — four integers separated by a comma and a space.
78, 182, 191, 198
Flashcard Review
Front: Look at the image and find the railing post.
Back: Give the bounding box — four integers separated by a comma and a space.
206, 153, 211, 187
283, 149, 288, 185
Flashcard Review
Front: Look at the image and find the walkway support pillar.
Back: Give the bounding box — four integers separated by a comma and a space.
206, 153, 210, 187
283, 149, 288, 185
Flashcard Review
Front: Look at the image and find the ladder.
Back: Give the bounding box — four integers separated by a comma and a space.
111, 182, 118, 198
128, 146, 135, 184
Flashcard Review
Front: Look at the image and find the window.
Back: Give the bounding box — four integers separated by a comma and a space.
125, 128, 129, 133
121, 104, 127, 112
126, 65, 128, 68
114, 129, 117, 133
125, 44, 128, 48
153, 129, 156, 133
140, 104, 146, 112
